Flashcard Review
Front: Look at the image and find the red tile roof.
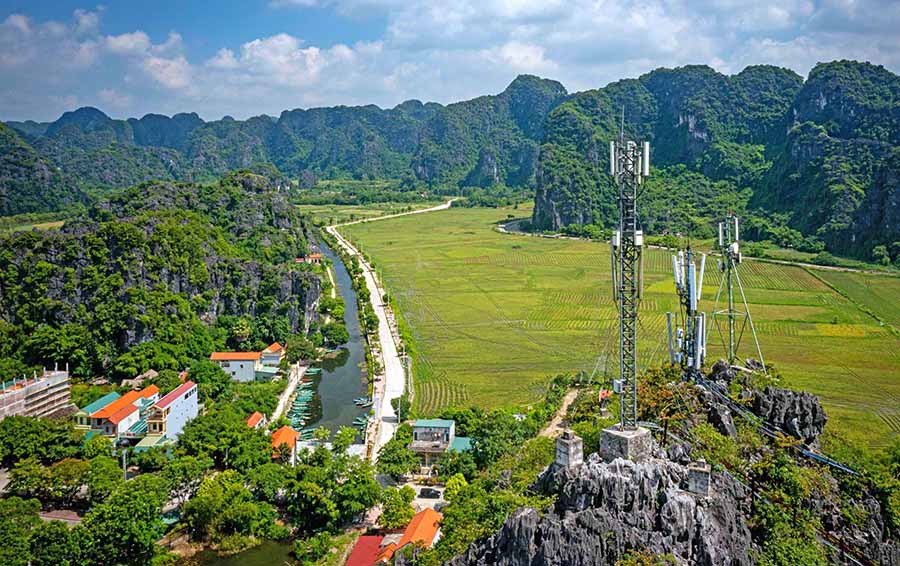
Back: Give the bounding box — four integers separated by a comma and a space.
346, 535, 384, 566
263, 342, 283, 353
155, 380, 196, 409
246, 411, 264, 428
272, 426, 298, 450
210, 351, 261, 361
91, 386, 159, 419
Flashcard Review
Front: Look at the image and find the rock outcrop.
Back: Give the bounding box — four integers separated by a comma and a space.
452, 453, 756, 566
752, 385, 827, 445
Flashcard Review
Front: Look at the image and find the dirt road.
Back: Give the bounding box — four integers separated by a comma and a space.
539, 389, 579, 438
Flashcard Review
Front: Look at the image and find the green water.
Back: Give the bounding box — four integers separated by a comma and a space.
186, 540, 295, 566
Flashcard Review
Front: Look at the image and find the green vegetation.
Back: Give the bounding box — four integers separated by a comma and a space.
297, 201, 443, 226
343, 205, 900, 449
533, 60, 900, 262
0, 170, 314, 381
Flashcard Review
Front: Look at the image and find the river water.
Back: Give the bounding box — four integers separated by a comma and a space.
188, 240, 368, 566
310, 239, 369, 432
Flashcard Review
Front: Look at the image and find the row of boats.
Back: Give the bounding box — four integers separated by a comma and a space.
287, 367, 372, 440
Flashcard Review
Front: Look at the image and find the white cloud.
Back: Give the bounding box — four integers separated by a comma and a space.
142, 55, 192, 90
73, 8, 102, 35
98, 88, 132, 109
2, 0, 900, 121
151, 32, 184, 56
105, 31, 151, 55
207, 48, 240, 69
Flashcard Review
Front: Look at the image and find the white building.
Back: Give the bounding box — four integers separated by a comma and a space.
146, 380, 198, 440
210, 352, 262, 382
260, 342, 285, 367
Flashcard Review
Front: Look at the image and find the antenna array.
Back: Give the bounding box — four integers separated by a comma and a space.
666, 247, 707, 375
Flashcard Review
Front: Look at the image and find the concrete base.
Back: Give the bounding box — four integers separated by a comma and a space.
599, 426, 653, 463
687, 459, 711, 497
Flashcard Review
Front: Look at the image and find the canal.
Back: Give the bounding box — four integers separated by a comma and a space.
309, 239, 369, 432
187, 239, 368, 566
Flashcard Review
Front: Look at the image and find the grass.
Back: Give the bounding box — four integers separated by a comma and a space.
297, 202, 444, 225
341, 204, 900, 449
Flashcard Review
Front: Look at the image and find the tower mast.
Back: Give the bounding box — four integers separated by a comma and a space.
609, 129, 650, 430
712, 213, 766, 371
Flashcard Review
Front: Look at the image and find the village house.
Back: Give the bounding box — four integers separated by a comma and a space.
376, 508, 443, 564
89, 386, 160, 439
145, 380, 198, 440
260, 342, 284, 366
121, 369, 158, 390
296, 252, 323, 265
246, 411, 267, 430
272, 425, 299, 464
73, 391, 120, 430
210, 351, 262, 382
409, 419, 472, 469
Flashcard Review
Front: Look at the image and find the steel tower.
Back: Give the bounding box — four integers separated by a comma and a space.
609, 135, 649, 430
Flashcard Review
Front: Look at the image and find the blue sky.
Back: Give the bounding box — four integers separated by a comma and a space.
2, 0, 898, 121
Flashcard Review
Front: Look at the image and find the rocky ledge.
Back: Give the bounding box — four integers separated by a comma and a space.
451, 452, 756, 566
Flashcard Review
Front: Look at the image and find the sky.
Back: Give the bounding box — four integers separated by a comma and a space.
1, 0, 898, 122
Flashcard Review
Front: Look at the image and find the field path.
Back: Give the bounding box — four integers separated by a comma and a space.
326, 199, 456, 459
540, 389, 579, 438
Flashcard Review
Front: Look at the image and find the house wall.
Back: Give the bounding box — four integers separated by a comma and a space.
217, 360, 258, 382
163, 384, 198, 439
260, 352, 282, 366
412, 424, 456, 445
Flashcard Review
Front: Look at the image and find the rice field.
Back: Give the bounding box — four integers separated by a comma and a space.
296, 201, 444, 225
342, 205, 900, 449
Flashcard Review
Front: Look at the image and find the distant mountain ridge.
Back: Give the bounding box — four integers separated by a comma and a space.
3, 61, 899, 259
4, 74, 568, 198
532, 60, 900, 259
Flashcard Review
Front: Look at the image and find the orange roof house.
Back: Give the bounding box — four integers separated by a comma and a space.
91, 386, 159, 419
90, 385, 159, 438
260, 342, 285, 367
263, 342, 283, 354
246, 411, 265, 429
209, 352, 262, 361
272, 425, 299, 463
377, 508, 442, 563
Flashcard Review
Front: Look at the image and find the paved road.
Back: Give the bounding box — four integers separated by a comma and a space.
326, 199, 456, 460
271, 363, 306, 423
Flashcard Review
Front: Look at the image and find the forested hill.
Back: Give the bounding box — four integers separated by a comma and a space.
532, 60, 900, 260
0, 123, 87, 216
3, 74, 568, 209
0, 169, 319, 380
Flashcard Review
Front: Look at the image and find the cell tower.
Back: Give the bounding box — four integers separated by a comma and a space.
667, 247, 708, 377
712, 213, 766, 370
608, 131, 649, 431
